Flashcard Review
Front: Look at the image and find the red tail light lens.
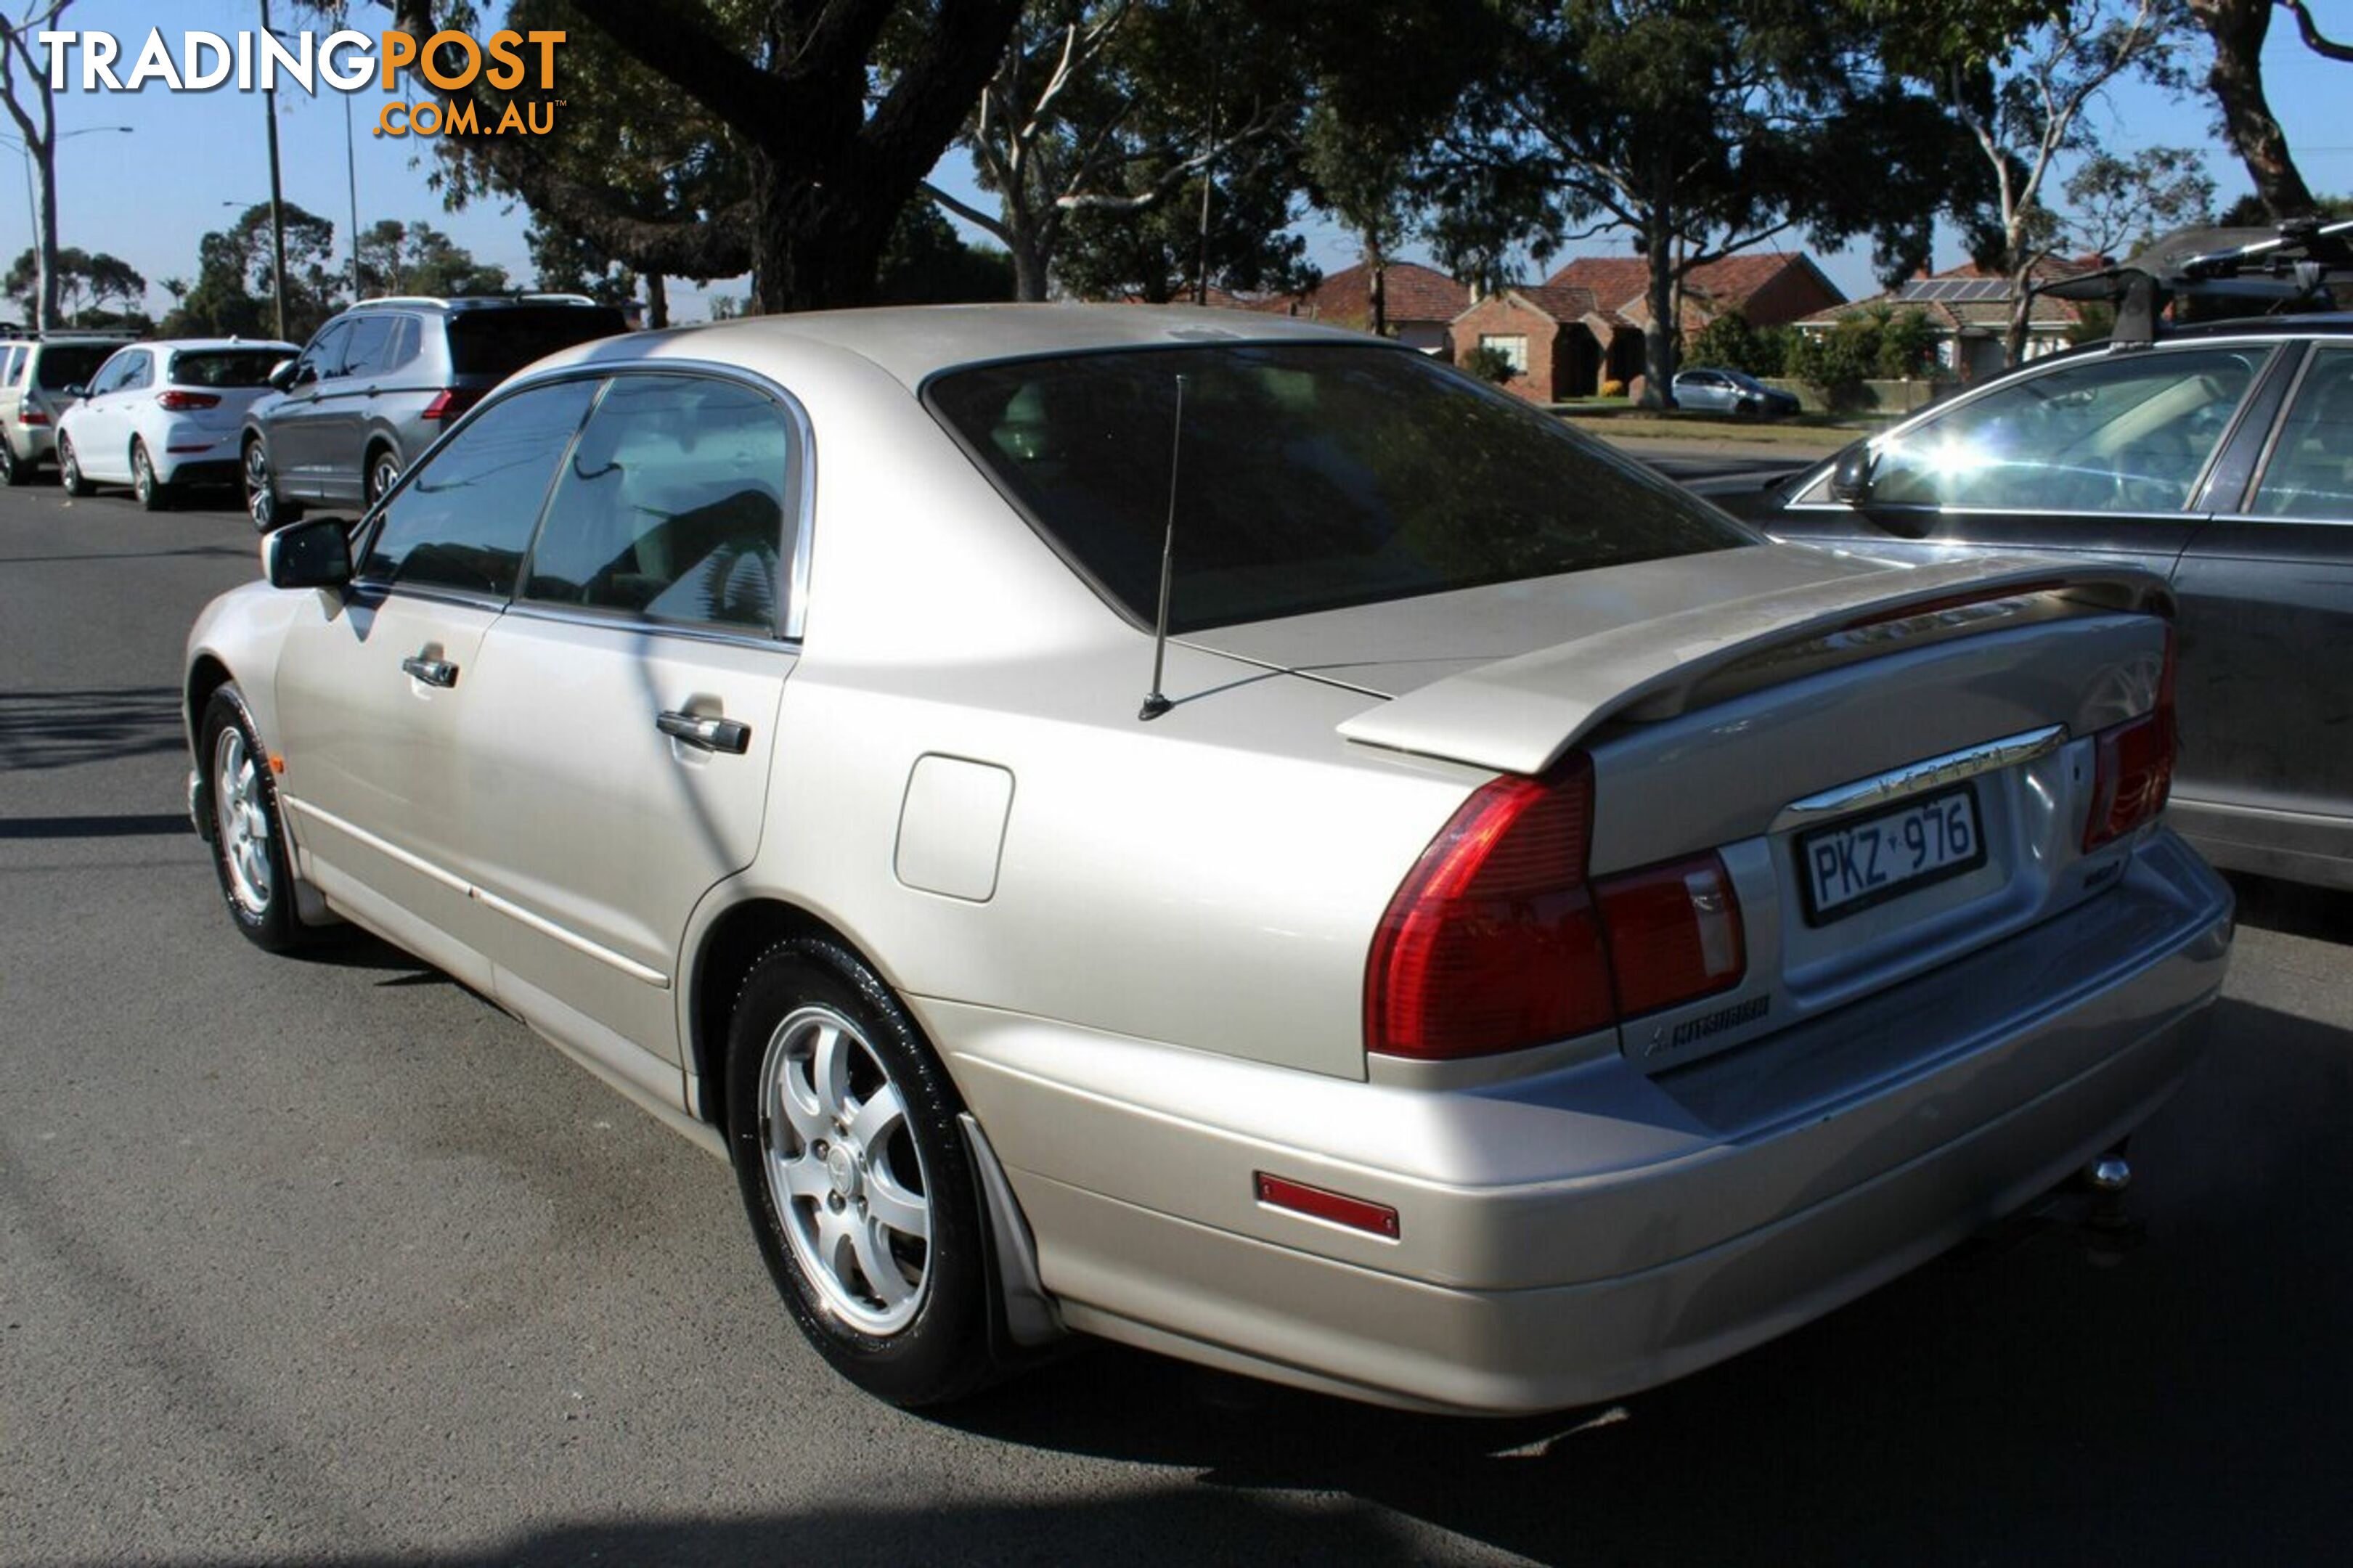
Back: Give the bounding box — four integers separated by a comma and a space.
2084, 629, 2178, 850
1594, 854, 1745, 1017
1365, 756, 1612, 1060
19, 407, 48, 425
420, 388, 481, 422
157, 390, 221, 412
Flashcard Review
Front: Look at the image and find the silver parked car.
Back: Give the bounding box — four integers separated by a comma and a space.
184, 306, 2230, 1415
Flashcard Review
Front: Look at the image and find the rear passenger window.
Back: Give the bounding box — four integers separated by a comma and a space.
4, 347, 24, 385
359, 379, 597, 597
2250, 349, 2353, 518
521, 375, 796, 637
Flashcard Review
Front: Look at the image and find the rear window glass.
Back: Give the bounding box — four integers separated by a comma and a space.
926, 343, 1750, 632
168, 350, 286, 388
35, 344, 115, 389
447, 306, 627, 377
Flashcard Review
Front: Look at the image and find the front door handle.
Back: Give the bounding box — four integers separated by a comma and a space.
401, 654, 458, 688
657, 710, 751, 754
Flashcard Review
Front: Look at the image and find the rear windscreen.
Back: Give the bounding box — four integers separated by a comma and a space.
447, 307, 627, 377
926, 343, 1753, 632
35, 345, 115, 389
168, 349, 286, 388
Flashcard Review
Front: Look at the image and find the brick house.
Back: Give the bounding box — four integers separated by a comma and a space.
1447, 285, 1646, 402
1543, 250, 1847, 333
1255, 261, 1472, 354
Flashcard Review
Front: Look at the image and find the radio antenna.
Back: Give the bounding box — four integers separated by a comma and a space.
1139, 372, 1188, 721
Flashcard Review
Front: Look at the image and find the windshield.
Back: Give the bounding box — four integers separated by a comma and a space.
35, 344, 114, 390
168, 349, 286, 388
927, 343, 1751, 632
447, 306, 626, 377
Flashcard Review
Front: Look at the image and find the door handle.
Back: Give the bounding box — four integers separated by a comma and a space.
657, 710, 750, 754
401, 654, 459, 688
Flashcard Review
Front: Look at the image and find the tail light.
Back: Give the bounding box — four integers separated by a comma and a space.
19, 407, 47, 425
1366, 756, 1750, 1061
420, 388, 482, 422
2084, 628, 2178, 850
157, 391, 221, 412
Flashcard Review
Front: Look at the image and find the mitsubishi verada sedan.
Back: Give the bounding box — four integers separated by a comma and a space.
183, 306, 2232, 1416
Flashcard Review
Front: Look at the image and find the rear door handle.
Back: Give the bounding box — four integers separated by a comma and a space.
657, 710, 751, 754
401, 654, 458, 688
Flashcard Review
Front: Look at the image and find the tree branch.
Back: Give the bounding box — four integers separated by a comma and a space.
2280, 0, 2353, 61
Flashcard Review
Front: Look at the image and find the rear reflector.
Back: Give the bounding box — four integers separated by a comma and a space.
157, 390, 221, 412
1255, 1173, 1400, 1238
420, 388, 482, 422
2084, 629, 2177, 849
1594, 854, 1745, 1017
1364, 756, 1613, 1060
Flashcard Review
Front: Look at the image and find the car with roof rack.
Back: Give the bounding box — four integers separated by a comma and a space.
1710, 219, 2353, 893
240, 292, 626, 528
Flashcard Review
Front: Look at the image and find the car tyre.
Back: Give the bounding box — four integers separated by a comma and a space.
245, 437, 297, 531
725, 938, 1008, 1407
57, 433, 91, 496
0, 436, 21, 487
198, 682, 303, 953
364, 445, 401, 507
132, 439, 171, 511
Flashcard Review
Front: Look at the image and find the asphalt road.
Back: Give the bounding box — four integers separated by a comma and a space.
4, 477, 2349, 1567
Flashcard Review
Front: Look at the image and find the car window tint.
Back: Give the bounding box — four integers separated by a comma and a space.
1870, 347, 2264, 513
359, 379, 597, 597
168, 349, 286, 388
385, 315, 421, 372
4, 347, 25, 384
2250, 349, 2353, 518
929, 343, 1748, 632
447, 306, 626, 377
522, 375, 794, 635
44, 345, 117, 391
298, 321, 353, 382
340, 316, 396, 379
87, 352, 133, 396
123, 352, 152, 391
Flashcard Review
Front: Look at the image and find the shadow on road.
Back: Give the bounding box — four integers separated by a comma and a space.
2226, 870, 2353, 945
0, 685, 185, 772
0, 811, 192, 838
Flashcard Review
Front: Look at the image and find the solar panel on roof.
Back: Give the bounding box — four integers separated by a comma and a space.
1960, 279, 2008, 301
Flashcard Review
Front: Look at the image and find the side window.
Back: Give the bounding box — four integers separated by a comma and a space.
521, 375, 796, 637
123, 352, 153, 391
88, 352, 136, 396
383, 315, 422, 373
298, 320, 354, 385
1869, 347, 2267, 513
2249, 349, 2353, 519
340, 316, 396, 380
358, 379, 598, 598
4, 346, 25, 385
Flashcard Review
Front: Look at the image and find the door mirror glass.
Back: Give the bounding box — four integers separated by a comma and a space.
62, 383, 87, 400
264, 516, 354, 589
1829, 444, 1875, 504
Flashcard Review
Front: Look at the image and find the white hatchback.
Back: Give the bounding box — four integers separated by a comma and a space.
57, 338, 297, 509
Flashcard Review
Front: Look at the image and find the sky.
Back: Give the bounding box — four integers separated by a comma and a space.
15, 0, 2353, 324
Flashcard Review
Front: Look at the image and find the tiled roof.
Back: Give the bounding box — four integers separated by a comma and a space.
1795, 260, 2093, 330
1259, 261, 1471, 325
1502, 284, 1623, 325
1541, 250, 1824, 314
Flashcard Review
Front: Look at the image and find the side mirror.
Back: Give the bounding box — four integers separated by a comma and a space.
262, 515, 354, 590
62, 383, 87, 400
267, 359, 298, 391
1828, 444, 1876, 505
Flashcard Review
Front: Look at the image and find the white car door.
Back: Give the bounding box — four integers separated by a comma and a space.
70, 348, 146, 481
269, 378, 600, 987
454, 371, 801, 1074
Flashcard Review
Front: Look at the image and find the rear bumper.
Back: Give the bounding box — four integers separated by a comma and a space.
934, 830, 2232, 1414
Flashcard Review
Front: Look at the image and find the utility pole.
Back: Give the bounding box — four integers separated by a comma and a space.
259, 0, 289, 340
344, 89, 361, 301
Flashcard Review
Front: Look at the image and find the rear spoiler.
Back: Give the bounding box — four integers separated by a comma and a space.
1336, 558, 2169, 776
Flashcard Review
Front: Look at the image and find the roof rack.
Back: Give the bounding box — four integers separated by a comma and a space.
2035, 217, 2353, 347
352, 292, 604, 310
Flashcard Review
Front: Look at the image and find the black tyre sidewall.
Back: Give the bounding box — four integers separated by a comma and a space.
0, 436, 17, 486
197, 685, 301, 952
725, 939, 997, 1406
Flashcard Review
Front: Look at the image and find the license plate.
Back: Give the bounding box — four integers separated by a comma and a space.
1797, 784, 1986, 924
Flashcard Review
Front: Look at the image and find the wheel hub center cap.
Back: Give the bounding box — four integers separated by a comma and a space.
825, 1142, 860, 1198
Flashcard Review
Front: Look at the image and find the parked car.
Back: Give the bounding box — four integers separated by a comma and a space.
1672, 365, 1802, 418
54, 338, 298, 509
241, 293, 627, 528
0, 332, 134, 485
1715, 297, 2353, 892
184, 306, 2229, 1416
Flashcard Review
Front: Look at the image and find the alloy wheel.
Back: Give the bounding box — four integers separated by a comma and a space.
211, 724, 273, 915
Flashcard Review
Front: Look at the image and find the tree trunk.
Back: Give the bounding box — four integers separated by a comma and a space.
2004, 258, 2034, 369
1641, 225, 1679, 409
645, 271, 669, 328
750, 163, 904, 314
2191, 0, 2317, 219
34, 142, 59, 334
1010, 234, 1049, 303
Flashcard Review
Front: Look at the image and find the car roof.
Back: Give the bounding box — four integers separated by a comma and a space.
340, 294, 612, 315
552, 303, 1378, 391
136, 338, 301, 354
